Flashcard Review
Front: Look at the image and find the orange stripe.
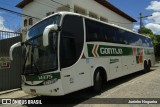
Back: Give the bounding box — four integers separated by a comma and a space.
94, 44, 98, 57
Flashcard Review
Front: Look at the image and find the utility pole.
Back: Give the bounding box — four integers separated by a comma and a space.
139, 13, 152, 34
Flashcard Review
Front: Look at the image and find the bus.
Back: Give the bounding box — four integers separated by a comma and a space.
10, 12, 155, 96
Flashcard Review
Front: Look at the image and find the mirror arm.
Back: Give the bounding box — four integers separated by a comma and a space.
43, 24, 59, 47
58, 26, 62, 31
10, 42, 22, 60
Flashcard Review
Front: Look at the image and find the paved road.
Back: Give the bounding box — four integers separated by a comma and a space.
1, 63, 160, 107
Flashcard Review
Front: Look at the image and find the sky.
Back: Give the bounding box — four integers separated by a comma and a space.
108, 0, 160, 35
0, 0, 22, 32
0, 0, 159, 34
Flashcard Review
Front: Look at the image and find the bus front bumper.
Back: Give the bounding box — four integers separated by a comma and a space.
22, 79, 64, 96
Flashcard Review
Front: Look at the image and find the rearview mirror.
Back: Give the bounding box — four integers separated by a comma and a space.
10, 42, 22, 60
43, 24, 59, 47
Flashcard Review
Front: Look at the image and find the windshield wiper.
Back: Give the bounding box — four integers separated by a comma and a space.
22, 46, 30, 75
31, 46, 41, 75
22, 41, 41, 75
25, 41, 40, 48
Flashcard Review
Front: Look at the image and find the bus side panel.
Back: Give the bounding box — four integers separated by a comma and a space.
61, 59, 92, 95
121, 56, 136, 75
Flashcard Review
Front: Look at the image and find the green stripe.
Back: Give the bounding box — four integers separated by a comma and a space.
98, 45, 133, 56
24, 72, 60, 81
88, 44, 133, 57
87, 44, 94, 57
87, 44, 154, 57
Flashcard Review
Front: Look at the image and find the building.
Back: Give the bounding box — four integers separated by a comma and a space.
16, 0, 136, 38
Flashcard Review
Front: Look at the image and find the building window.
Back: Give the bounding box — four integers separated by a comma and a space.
46, 12, 54, 16
100, 17, 108, 22
29, 18, 33, 25
24, 19, 27, 27
89, 12, 98, 19
46, 12, 51, 16
74, 5, 86, 15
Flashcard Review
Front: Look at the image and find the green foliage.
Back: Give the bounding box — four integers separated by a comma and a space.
139, 28, 160, 57
138, 27, 154, 35
155, 44, 160, 57
146, 34, 158, 46
156, 35, 160, 44
139, 27, 158, 46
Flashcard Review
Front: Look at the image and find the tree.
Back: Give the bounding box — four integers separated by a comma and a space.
138, 27, 153, 35
156, 35, 160, 44
147, 33, 158, 46
155, 35, 160, 57
139, 27, 158, 46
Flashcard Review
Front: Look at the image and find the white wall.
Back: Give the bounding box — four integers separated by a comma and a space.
71, 0, 133, 29
21, 0, 133, 30
22, 0, 70, 29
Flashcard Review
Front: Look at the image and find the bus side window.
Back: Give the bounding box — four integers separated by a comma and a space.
85, 19, 105, 41
104, 33, 108, 42
101, 24, 108, 42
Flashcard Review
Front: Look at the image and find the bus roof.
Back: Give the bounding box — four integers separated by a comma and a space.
31, 11, 151, 39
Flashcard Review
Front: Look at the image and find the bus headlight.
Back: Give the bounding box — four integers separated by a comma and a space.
43, 78, 58, 85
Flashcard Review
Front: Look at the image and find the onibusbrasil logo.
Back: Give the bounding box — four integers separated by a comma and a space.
1, 99, 42, 105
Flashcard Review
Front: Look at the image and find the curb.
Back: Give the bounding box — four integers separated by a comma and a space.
0, 88, 21, 95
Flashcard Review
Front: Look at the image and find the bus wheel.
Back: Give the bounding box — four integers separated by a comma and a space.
144, 61, 148, 72
93, 69, 103, 93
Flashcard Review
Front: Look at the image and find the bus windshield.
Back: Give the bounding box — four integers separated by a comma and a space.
23, 15, 61, 74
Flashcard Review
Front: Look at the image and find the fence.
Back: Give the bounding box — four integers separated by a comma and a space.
0, 30, 22, 92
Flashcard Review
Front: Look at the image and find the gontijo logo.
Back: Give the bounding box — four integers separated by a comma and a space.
100, 47, 123, 55
87, 44, 126, 57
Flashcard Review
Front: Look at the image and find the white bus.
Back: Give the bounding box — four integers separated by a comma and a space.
10, 12, 155, 96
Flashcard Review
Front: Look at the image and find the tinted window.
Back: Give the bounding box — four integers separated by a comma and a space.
60, 15, 84, 68
102, 24, 116, 43
85, 19, 104, 41
85, 18, 152, 47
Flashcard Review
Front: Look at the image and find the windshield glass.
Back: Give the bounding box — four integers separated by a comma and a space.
28, 15, 61, 38
23, 15, 61, 74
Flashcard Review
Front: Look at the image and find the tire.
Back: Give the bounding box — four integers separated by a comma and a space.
148, 60, 151, 71
144, 61, 148, 73
93, 69, 103, 93
148, 60, 151, 68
